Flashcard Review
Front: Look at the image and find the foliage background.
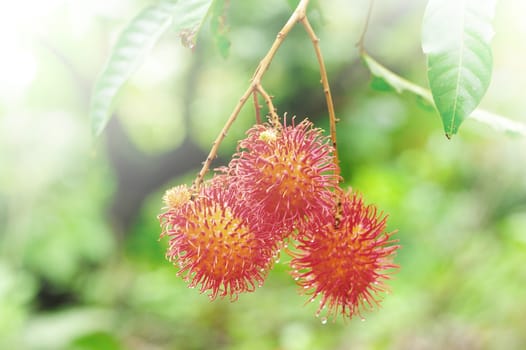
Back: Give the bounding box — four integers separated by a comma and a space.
1, 0, 526, 349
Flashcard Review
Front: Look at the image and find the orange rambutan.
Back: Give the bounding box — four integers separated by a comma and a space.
159, 178, 274, 300
162, 184, 192, 210
291, 190, 399, 320
227, 117, 339, 238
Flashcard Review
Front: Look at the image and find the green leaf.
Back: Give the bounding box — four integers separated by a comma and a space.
90, 2, 177, 137
370, 76, 395, 92
90, 0, 214, 136
362, 52, 526, 138
470, 109, 526, 137
362, 53, 432, 100
422, 0, 497, 138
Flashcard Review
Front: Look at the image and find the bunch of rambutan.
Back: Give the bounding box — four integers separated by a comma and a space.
159, 116, 399, 321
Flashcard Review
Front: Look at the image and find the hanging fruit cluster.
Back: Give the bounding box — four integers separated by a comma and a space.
159, 116, 399, 321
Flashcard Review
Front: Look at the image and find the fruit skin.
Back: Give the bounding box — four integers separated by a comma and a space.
291, 190, 399, 320
158, 116, 399, 320
226, 118, 340, 240
159, 178, 274, 301
162, 184, 191, 210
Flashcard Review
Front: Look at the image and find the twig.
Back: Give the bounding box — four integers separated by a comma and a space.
301, 16, 340, 179
253, 90, 262, 124
193, 0, 311, 189
257, 85, 280, 128
356, 0, 375, 52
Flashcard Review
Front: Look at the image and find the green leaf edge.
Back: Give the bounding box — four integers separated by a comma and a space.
362, 52, 526, 138
90, 0, 215, 137
90, 1, 179, 137
421, 0, 496, 138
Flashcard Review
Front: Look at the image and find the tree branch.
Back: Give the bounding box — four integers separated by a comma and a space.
300, 16, 340, 180
193, 0, 312, 189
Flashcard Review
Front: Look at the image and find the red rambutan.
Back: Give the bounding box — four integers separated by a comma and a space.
291, 190, 399, 320
227, 117, 340, 238
159, 179, 274, 300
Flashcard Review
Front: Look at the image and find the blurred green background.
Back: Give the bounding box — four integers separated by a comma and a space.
1, 0, 526, 349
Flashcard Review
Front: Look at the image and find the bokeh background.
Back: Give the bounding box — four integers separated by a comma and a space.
1, 0, 526, 349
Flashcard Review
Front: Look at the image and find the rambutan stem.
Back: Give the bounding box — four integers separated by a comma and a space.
193, 0, 311, 189
356, 0, 375, 53
253, 90, 262, 124
300, 16, 341, 180
257, 85, 280, 129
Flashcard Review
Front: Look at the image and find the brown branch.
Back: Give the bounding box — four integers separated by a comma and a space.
193, 0, 311, 190
356, 0, 375, 52
253, 90, 262, 124
256, 85, 279, 128
300, 16, 340, 180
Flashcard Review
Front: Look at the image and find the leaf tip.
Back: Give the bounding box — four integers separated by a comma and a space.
89, 107, 109, 138
444, 123, 460, 139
